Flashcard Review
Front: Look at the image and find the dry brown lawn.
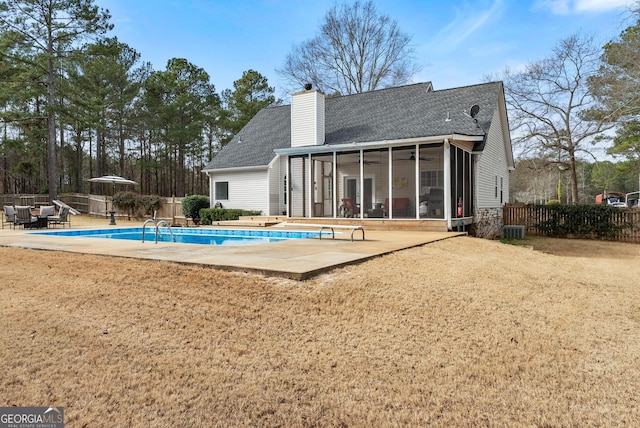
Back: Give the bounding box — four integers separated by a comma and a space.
1, 235, 639, 427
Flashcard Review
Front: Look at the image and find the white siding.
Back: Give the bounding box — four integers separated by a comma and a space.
268, 156, 287, 215
209, 169, 270, 214
291, 90, 325, 147
289, 157, 306, 217
476, 104, 509, 209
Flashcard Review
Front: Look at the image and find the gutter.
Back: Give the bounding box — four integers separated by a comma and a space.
274, 133, 483, 156
203, 165, 268, 175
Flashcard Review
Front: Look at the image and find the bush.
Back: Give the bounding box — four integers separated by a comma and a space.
138, 195, 162, 216
535, 204, 628, 239
182, 195, 210, 223
112, 191, 138, 217
199, 208, 262, 224
112, 192, 163, 218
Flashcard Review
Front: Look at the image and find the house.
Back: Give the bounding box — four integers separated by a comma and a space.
203, 81, 513, 233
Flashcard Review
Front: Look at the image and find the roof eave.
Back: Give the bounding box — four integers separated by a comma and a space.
275, 133, 483, 155
203, 165, 268, 174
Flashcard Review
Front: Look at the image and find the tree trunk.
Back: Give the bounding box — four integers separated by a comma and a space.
75, 128, 83, 193
59, 111, 64, 193
47, 44, 57, 201
568, 147, 579, 204
177, 141, 185, 196
118, 111, 125, 175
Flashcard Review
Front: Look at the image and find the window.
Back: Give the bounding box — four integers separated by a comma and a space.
215, 181, 229, 200
421, 170, 443, 187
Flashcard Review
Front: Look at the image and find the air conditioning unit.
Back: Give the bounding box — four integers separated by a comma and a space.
501, 225, 525, 239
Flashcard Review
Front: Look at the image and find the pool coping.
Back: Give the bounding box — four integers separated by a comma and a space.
0, 222, 466, 280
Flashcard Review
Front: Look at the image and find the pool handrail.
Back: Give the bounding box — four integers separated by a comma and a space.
141, 218, 155, 243
155, 220, 174, 243
141, 211, 175, 243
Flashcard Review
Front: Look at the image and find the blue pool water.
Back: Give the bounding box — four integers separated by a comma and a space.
32, 227, 323, 246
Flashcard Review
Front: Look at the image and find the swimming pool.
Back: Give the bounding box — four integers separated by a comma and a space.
32, 227, 324, 246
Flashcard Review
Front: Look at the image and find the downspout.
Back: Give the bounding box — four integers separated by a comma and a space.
415, 143, 420, 218
473, 154, 480, 226
286, 156, 291, 217
444, 138, 452, 230
332, 151, 337, 218
388, 148, 393, 219
359, 149, 364, 219
308, 153, 313, 218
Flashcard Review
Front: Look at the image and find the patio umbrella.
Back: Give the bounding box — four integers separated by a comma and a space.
87, 175, 139, 223
87, 175, 138, 186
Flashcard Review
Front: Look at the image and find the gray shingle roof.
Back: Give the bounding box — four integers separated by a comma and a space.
204, 81, 504, 170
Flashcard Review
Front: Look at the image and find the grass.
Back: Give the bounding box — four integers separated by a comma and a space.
1, 235, 639, 426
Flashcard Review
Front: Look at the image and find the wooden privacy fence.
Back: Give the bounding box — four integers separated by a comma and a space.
503, 204, 640, 243
1, 193, 185, 222
0, 194, 50, 208
81, 194, 185, 221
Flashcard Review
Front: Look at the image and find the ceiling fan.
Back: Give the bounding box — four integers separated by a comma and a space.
349, 154, 381, 165
409, 152, 434, 161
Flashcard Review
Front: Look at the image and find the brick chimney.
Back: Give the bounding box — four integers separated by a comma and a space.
291, 84, 325, 147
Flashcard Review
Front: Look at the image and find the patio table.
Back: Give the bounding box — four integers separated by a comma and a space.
27, 215, 49, 229
22, 216, 47, 229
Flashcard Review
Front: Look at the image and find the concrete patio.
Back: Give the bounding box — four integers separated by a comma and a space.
0, 215, 465, 279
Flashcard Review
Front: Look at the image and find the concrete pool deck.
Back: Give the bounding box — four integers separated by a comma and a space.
0, 216, 466, 279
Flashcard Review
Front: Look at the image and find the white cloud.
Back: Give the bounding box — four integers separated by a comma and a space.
536, 0, 634, 15
538, 0, 571, 14
575, 0, 634, 12
424, 0, 504, 53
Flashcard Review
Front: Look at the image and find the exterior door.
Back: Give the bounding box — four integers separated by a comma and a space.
363, 178, 373, 211
345, 177, 358, 203
344, 177, 373, 212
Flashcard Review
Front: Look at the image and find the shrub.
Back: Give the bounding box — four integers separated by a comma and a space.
138, 195, 162, 217
112, 191, 138, 217
199, 208, 262, 224
182, 195, 210, 223
112, 192, 163, 218
535, 203, 628, 239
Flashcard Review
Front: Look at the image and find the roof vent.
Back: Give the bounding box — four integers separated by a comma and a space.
304, 83, 312, 91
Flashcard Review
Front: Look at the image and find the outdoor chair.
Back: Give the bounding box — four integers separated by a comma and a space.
383, 197, 411, 217
14, 205, 37, 228
2, 205, 16, 229
340, 198, 360, 218
39, 205, 56, 217
48, 206, 70, 228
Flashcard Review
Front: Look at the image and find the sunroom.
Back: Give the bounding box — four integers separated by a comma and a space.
276, 135, 477, 228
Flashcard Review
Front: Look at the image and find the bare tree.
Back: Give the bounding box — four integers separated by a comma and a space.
503, 33, 615, 203
278, 1, 419, 95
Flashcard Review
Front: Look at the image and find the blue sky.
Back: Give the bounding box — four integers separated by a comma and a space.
94, 0, 636, 100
